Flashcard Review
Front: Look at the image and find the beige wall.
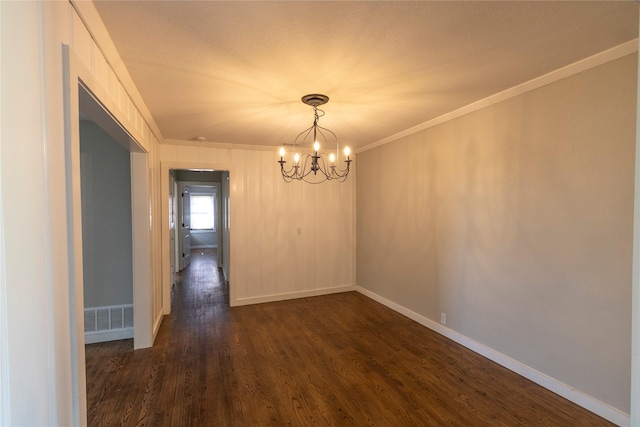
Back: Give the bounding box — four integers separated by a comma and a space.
357, 54, 637, 414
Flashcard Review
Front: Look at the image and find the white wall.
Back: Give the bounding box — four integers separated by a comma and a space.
160, 144, 355, 306
1, 2, 69, 424
356, 54, 636, 420
0, 1, 164, 425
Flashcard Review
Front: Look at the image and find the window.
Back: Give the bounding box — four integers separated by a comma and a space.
190, 194, 215, 230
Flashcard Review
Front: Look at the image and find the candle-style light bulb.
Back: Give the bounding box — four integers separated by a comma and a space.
329, 153, 335, 164
294, 153, 300, 164
313, 141, 320, 152
279, 147, 285, 158
344, 146, 351, 158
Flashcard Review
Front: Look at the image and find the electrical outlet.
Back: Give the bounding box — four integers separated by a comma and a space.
440, 312, 447, 325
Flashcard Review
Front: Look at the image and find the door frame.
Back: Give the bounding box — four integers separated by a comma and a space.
64, 46, 154, 424
161, 162, 234, 315
177, 180, 222, 262
177, 182, 191, 271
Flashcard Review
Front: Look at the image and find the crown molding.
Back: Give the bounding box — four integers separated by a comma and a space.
357, 39, 639, 154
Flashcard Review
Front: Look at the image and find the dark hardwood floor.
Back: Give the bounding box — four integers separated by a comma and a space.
86, 249, 613, 426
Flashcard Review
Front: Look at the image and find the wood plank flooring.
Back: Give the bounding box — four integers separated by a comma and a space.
86, 249, 613, 426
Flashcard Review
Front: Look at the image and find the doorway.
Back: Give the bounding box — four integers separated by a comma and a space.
84, 246, 228, 425
79, 118, 134, 345
76, 84, 153, 350
174, 171, 223, 276
64, 47, 155, 422
161, 165, 231, 315
174, 172, 227, 283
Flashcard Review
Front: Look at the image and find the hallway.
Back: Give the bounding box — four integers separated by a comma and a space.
85, 249, 611, 426
86, 249, 229, 425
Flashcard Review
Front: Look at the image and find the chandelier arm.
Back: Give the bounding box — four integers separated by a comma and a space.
281, 171, 297, 181
316, 155, 329, 178
278, 94, 352, 183
279, 155, 308, 180
279, 159, 295, 178
299, 153, 315, 179
314, 126, 343, 163
321, 153, 350, 179
315, 124, 338, 141
329, 159, 351, 176
294, 125, 315, 146
303, 178, 328, 184
318, 155, 333, 180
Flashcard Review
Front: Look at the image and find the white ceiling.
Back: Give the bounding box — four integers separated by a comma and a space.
93, 1, 638, 150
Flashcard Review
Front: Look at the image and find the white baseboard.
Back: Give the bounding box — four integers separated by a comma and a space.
85, 329, 133, 344
355, 286, 630, 427
232, 284, 355, 307
153, 310, 164, 343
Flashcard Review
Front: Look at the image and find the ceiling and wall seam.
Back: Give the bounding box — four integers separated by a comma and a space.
357, 38, 639, 155
165, 39, 638, 154
93, 2, 637, 150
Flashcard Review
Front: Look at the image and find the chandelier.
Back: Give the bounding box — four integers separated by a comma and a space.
278, 94, 351, 183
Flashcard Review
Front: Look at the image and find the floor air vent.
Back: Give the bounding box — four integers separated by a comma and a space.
84, 304, 134, 344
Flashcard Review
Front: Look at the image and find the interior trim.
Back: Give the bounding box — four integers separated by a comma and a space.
357, 39, 639, 155
233, 285, 355, 307
355, 286, 630, 427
